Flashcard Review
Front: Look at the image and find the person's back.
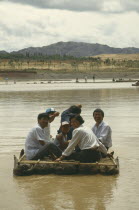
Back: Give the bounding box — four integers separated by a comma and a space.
72, 126, 99, 150
61, 105, 82, 123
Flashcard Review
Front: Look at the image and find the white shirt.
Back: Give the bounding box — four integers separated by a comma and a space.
92, 121, 112, 148
62, 125, 107, 156
25, 124, 50, 160
54, 133, 67, 147
44, 122, 51, 141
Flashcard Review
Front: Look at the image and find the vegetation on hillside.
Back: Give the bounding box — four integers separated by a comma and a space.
0, 53, 139, 70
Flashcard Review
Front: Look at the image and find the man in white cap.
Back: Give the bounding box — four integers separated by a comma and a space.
54, 121, 70, 151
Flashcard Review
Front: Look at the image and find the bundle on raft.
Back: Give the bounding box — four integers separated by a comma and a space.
13, 150, 119, 176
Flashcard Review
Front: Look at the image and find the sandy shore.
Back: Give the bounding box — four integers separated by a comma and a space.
0, 79, 136, 92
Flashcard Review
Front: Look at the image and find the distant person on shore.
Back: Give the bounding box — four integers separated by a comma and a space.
84, 76, 87, 83
56, 115, 107, 163
58, 104, 82, 139
76, 78, 79, 83
25, 113, 62, 160
93, 75, 95, 82
92, 109, 112, 150
54, 121, 70, 151
44, 108, 60, 141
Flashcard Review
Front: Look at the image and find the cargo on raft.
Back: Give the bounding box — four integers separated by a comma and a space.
13, 150, 119, 176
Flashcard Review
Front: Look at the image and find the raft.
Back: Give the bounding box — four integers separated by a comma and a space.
13, 150, 119, 176
132, 82, 139, 86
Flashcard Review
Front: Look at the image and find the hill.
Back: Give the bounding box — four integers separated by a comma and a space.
11, 41, 139, 57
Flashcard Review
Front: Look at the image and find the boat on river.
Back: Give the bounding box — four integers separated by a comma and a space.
132, 81, 139, 86
115, 78, 136, 82
13, 150, 119, 176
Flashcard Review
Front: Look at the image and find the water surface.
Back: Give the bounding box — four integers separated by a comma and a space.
0, 82, 139, 210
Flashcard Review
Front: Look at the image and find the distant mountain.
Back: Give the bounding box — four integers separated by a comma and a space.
7, 41, 139, 57
0, 50, 9, 54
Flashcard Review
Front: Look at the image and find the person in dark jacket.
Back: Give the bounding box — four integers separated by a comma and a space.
58, 104, 82, 139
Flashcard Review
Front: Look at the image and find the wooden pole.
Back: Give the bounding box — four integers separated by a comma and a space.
109, 157, 117, 166
18, 154, 25, 163
19, 160, 117, 167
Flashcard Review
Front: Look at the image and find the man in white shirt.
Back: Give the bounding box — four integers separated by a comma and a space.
25, 113, 62, 160
56, 115, 107, 163
44, 108, 60, 141
92, 109, 112, 150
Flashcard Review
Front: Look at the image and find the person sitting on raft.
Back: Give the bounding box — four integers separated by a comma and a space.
92, 108, 112, 150
25, 113, 62, 160
54, 121, 70, 151
58, 104, 82, 140
56, 115, 107, 163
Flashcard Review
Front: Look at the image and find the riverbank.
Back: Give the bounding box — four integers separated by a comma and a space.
0, 70, 139, 81
0, 79, 137, 92
0, 54, 139, 81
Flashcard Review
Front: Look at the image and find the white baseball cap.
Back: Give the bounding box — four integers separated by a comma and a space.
61, 121, 69, 126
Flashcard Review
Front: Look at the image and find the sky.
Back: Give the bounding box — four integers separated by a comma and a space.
0, 0, 139, 52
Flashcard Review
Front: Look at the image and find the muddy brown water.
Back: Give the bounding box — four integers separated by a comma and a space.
0, 82, 139, 210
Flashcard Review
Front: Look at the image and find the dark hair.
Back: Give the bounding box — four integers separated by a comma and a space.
69, 105, 81, 114
38, 113, 49, 121
70, 115, 84, 125
93, 109, 104, 117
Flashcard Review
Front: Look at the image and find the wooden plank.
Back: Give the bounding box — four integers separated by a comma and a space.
18, 154, 25, 163
19, 160, 117, 167
109, 157, 117, 166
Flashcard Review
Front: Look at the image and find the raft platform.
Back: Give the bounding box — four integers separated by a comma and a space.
13, 152, 119, 176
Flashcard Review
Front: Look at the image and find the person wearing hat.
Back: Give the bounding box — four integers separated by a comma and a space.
92, 108, 112, 150
25, 113, 62, 160
58, 104, 82, 140
54, 121, 70, 151
44, 108, 60, 141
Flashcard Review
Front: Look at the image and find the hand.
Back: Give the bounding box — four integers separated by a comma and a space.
107, 153, 113, 158
55, 155, 65, 162
76, 104, 82, 108
54, 112, 60, 117
49, 112, 60, 123
55, 157, 62, 162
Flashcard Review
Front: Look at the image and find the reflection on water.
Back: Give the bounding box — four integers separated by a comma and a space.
15, 175, 117, 210
0, 84, 139, 210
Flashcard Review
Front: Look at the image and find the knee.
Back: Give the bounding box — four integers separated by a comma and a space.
46, 142, 55, 148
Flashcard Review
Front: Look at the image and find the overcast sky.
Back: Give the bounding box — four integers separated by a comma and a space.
0, 0, 139, 52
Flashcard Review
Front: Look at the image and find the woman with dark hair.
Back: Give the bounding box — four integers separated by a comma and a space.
56, 115, 107, 163
61, 105, 82, 123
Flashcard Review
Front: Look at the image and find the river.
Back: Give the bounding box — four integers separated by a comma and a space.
0, 81, 139, 210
